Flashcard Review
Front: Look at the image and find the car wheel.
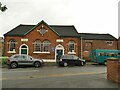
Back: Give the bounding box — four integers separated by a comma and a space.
63, 62, 68, 67
81, 61, 84, 66
34, 62, 41, 68
10, 62, 18, 69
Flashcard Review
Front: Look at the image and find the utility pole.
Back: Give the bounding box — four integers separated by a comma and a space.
81, 37, 83, 59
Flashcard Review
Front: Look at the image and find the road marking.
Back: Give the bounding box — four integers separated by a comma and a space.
1, 70, 40, 74
1, 72, 106, 81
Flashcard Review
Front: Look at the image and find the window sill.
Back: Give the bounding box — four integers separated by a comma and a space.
8, 51, 16, 53
33, 52, 50, 54
68, 52, 76, 54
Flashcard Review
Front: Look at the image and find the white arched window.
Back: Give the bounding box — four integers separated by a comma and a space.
34, 40, 41, 52
43, 40, 50, 52
68, 41, 75, 53
9, 39, 16, 52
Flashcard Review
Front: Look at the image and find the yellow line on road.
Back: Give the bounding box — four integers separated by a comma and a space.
1, 72, 104, 81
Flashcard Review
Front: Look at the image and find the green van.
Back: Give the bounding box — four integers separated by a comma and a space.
90, 49, 120, 65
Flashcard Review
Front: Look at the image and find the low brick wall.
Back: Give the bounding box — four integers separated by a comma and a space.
107, 58, 120, 84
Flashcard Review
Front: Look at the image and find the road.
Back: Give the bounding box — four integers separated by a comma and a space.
1, 64, 119, 88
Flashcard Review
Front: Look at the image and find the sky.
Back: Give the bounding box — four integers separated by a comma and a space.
0, 0, 120, 38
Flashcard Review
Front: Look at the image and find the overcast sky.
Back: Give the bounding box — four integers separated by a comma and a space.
0, 0, 119, 38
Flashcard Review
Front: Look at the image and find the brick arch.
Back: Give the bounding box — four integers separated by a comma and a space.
19, 44, 29, 55
55, 44, 64, 61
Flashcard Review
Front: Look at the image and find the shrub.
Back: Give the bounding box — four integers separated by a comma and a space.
0, 57, 9, 65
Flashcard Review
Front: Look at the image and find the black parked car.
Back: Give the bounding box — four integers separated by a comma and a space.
7, 54, 44, 68
58, 54, 86, 67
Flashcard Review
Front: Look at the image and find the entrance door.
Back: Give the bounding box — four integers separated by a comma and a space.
21, 48, 27, 54
55, 44, 64, 62
20, 44, 28, 55
56, 50, 63, 60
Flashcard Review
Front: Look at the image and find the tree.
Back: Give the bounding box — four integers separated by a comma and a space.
0, 2, 7, 12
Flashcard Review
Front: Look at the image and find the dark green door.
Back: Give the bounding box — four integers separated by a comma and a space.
56, 50, 63, 61
21, 49, 27, 54
21, 45, 28, 55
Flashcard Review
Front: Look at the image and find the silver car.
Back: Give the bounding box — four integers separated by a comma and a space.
7, 54, 44, 68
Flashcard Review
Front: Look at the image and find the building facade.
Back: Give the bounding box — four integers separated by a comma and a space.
0, 37, 4, 56
118, 37, 120, 50
79, 33, 118, 60
4, 20, 118, 61
4, 20, 81, 62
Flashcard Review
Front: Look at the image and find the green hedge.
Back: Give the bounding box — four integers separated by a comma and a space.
0, 57, 9, 65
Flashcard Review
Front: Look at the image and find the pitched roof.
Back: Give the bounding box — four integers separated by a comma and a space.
4, 20, 79, 37
50, 25, 79, 37
4, 25, 35, 36
79, 33, 117, 40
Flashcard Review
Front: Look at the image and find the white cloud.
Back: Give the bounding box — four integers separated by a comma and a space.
0, 0, 119, 38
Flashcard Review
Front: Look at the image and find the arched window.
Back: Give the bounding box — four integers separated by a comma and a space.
34, 40, 41, 52
68, 41, 75, 52
9, 39, 16, 52
43, 40, 50, 52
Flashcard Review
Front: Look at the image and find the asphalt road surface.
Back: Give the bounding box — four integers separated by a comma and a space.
1, 64, 120, 88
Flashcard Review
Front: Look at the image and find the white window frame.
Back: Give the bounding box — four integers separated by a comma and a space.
33, 40, 51, 53
34, 40, 42, 52
43, 40, 50, 52
106, 41, 113, 45
8, 39, 16, 53
68, 41, 76, 54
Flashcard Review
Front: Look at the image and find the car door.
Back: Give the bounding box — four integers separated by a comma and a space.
17, 55, 25, 65
26, 55, 34, 65
73, 55, 80, 65
68, 55, 75, 65
18, 55, 33, 65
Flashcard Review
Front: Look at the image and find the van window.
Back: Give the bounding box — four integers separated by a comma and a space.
118, 53, 120, 56
98, 52, 106, 56
108, 53, 117, 57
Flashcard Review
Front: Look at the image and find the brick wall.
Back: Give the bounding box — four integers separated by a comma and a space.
82, 40, 118, 60
107, 59, 120, 84
0, 37, 4, 56
118, 37, 120, 50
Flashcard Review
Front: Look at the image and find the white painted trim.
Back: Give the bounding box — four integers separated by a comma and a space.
43, 59, 56, 62
68, 52, 76, 54
55, 44, 64, 61
56, 39, 63, 42
8, 51, 16, 53
33, 52, 50, 54
21, 38, 28, 42
19, 44, 29, 55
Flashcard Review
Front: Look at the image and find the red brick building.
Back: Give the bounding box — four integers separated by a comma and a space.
0, 37, 4, 56
79, 33, 118, 60
4, 20, 81, 62
118, 37, 120, 50
4, 20, 117, 62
